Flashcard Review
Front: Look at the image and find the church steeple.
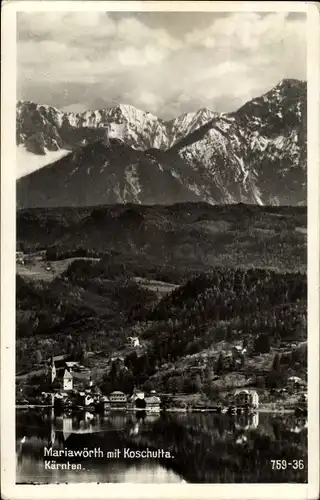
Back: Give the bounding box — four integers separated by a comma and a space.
51, 355, 56, 383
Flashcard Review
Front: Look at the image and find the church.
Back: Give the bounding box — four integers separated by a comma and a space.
49, 356, 92, 393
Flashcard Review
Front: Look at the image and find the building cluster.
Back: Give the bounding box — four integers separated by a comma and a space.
102, 388, 161, 413
49, 355, 98, 407
270, 377, 307, 400
49, 356, 161, 413
33, 347, 307, 415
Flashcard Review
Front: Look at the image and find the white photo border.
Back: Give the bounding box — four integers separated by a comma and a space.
1, 2, 319, 499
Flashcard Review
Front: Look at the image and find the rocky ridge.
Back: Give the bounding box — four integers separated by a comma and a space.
17, 79, 307, 207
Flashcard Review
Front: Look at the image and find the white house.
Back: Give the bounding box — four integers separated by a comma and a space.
234, 389, 259, 409
65, 361, 80, 372
109, 391, 127, 409
109, 391, 127, 402
145, 395, 161, 413
126, 336, 140, 348
63, 369, 73, 391
129, 387, 145, 402
232, 344, 247, 357
101, 395, 111, 411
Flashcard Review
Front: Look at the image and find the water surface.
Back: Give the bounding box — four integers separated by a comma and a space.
16, 409, 307, 483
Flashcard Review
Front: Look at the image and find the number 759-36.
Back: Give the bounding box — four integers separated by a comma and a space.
270, 460, 304, 470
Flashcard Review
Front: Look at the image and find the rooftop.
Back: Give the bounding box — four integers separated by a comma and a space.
145, 396, 161, 404
63, 369, 73, 379
234, 389, 257, 396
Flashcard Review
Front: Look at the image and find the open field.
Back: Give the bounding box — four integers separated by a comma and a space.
17, 257, 101, 282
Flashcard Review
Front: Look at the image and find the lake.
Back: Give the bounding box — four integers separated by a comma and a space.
16, 409, 307, 483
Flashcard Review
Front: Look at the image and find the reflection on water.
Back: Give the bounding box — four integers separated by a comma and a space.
16, 409, 307, 484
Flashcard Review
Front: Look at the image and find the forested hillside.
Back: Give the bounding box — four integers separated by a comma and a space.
16, 203, 307, 397
17, 203, 307, 273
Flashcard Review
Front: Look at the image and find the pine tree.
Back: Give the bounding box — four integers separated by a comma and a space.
194, 374, 203, 393
35, 349, 42, 365
272, 353, 281, 372
215, 353, 224, 375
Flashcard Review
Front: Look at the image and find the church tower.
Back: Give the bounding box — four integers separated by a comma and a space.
51, 355, 56, 384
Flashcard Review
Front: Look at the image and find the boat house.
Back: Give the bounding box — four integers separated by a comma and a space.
109, 391, 127, 409
234, 389, 259, 409
145, 394, 161, 413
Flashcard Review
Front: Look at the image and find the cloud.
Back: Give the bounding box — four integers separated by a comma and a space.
136, 91, 161, 109
18, 12, 116, 42
17, 11, 306, 119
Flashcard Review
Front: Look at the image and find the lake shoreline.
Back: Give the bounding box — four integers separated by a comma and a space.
16, 404, 301, 414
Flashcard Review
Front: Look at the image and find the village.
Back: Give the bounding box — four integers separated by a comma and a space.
50, 351, 164, 414
18, 353, 261, 415
16, 338, 308, 418
15, 252, 308, 418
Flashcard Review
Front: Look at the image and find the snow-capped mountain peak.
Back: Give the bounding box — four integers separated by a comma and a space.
17, 79, 306, 207
16, 99, 220, 175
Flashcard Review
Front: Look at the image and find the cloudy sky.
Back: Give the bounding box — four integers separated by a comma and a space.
17, 11, 306, 119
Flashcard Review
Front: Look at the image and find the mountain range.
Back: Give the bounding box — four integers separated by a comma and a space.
17, 78, 307, 208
